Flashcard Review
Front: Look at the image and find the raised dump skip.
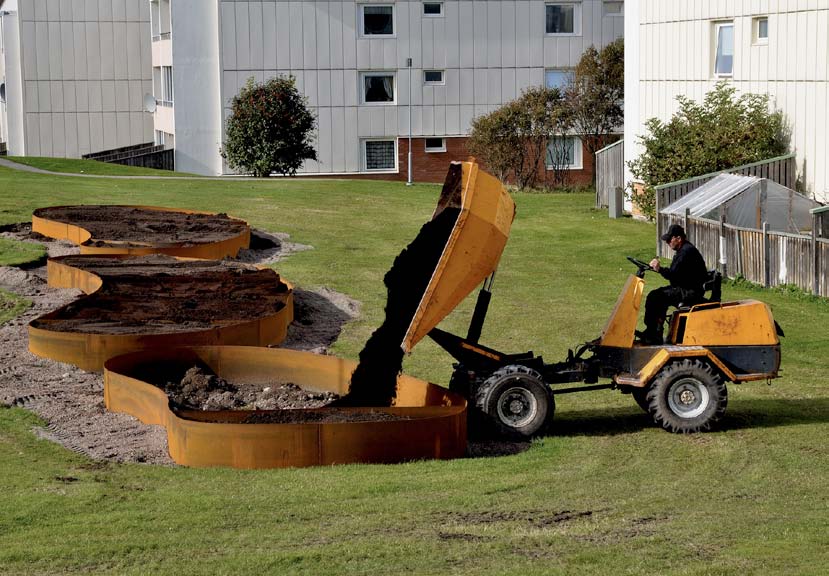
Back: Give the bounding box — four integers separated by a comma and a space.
104, 346, 467, 468
345, 161, 516, 406
32, 205, 250, 259
28, 255, 293, 371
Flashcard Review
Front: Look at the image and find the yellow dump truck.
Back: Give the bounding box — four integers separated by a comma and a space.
407, 162, 782, 437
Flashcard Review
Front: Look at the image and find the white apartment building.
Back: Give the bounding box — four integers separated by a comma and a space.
0, 0, 153, 157
624, 0, 829, 203
150, 0, 624, 178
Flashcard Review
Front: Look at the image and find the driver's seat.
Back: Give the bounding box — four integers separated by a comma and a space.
677, 270, 722, 310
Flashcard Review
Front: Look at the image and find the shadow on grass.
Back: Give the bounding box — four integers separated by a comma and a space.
549, 397, 829, 437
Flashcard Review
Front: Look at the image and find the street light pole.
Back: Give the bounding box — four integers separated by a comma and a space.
406, 57, 413, 186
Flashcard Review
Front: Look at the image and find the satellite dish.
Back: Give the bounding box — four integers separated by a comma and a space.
143, 93, 157, 113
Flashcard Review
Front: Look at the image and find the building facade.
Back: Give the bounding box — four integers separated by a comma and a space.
624, 0, 829, 203
150, 0, 624, 179
0, 0, 153, 158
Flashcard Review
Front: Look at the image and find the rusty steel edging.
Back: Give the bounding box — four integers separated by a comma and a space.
104, 346, 467, 468
29, 256, 294, 372
32, 205, 250, 260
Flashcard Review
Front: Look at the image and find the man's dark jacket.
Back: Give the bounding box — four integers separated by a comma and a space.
659, 241, 707, 294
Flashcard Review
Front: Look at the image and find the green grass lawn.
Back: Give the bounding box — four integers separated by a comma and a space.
0, 237, 46, 267
1, 163, 827, 575
5, 156, 197, 177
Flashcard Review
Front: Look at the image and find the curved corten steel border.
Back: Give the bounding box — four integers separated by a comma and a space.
29, 256, 293, 372
104, 346, 467, 468
32, 205, 250, 259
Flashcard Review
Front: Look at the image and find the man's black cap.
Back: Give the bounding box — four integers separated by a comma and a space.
661, 224, 686, 242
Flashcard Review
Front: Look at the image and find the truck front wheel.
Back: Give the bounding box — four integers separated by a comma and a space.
474, 365, 554, 438
647, 359, 727, 433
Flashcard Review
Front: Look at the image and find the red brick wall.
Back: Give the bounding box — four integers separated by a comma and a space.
295, 136, 598, 187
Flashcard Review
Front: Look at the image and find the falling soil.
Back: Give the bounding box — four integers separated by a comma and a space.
30, 255, 290, 334
33, 205, 248, 247
343, 168, 463, 407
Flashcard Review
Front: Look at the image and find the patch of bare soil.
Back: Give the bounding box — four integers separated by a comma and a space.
33, 256, 290, 335
33, 205, 248, 247
0, 224, 359, 465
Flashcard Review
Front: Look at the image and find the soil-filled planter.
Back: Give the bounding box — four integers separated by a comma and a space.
29, 255, 293, 371
104, 346, 467, 468
32, 205, 250, 259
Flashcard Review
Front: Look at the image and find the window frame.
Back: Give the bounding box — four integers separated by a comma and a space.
359, 4, 396, 38
544, 68, 574, 90
546, 136, 583, 170
424, 137, 446, 153
713, 21, 734, 78
423, 2, 444, 17
753, 16, 769, 45
161, 65, 174, 105
423, 70, 445, 85
603, 1, 623, 17
545, 2, 581, 36
360, 71, 397, 105
363, 138, 398, 172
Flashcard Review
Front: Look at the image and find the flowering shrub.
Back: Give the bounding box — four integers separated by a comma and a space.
222, 76, 317, 177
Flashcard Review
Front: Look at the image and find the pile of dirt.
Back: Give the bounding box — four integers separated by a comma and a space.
161, 365, 339, 411
344, 204, 461, 406
32, 257, 290, 334
33, 205, 248, 247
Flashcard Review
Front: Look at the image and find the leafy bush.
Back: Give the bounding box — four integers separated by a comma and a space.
222, 76, 317, 178
628, 82, 789, 219
467, 86, 571, 190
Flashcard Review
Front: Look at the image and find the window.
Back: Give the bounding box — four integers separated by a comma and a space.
545, 3, 580, 35
364, 139, 397, 171
545, 69, 574, 90
714, 22, 734, 76
423, 2, 443, 17
425, 138, 446, 152
754, 17, 768, 44
360, 4, 394, 36
362, 72, 395, 104
546, 137, 582, 170
162, 66, 173, 105
423, 70, 444, 85
603, 1, 623, 16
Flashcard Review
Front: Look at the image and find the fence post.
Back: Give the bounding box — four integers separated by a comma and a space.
684, 208, 691, 243
763, 221, 770, 288
814, 213, 819, 295
655, 188, 661, 257
719, 214, 728, 278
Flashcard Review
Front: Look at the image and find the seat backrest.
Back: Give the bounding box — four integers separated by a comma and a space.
703, 269, 722, 303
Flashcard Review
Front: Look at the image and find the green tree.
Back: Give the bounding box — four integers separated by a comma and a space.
222, 76, 317, 178
565, 38, 624, 184
467, 86, 571, 190
628, 82, 789, 219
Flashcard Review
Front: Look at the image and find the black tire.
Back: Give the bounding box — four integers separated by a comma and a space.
474, 365, 554, 438
646, 359, 727, 433
631, 386, 651, 413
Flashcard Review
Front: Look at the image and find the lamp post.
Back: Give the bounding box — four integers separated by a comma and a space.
406, 57, 413, 186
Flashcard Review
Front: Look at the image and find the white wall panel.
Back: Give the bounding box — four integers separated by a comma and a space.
330, 106, 345, 171
235, 3, 251, 70
249, 2, 264, 71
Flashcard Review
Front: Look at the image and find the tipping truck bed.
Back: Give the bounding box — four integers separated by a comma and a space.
401, 161, 516, 352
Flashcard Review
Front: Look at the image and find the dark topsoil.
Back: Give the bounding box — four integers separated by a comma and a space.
156, 365, 410, 424
31, 255, 290, 334
33, 205, 248, 246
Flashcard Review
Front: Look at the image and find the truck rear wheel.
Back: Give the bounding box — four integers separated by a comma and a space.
647, 359, 727, 433
474, 365, 554, 438
631, 386, 651, 413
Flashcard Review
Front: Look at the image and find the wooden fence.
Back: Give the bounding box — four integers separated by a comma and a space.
659, 212, 828, 297
594, 138, 624, 209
